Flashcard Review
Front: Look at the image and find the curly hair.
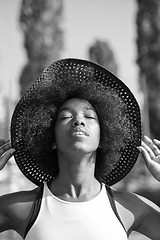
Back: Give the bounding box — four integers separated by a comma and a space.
20, 78, 136, 182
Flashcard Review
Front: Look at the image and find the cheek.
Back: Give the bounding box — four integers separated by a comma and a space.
54, 123, 68, 146
54, 124, 62, 145
97, 127, 101, 143
92, 125, 101, 144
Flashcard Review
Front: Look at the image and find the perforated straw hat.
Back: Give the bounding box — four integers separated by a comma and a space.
11, 58, 142, 186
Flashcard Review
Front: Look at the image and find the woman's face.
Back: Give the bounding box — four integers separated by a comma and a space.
54, 98, 100, 155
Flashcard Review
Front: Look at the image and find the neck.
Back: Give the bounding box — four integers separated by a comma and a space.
50, 151, 101, 201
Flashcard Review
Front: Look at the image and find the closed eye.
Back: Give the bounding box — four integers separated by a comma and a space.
85, 115, 96, 119
61, 116, 72, 120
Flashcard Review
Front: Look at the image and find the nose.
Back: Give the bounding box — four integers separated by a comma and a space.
72, 118, 85, 127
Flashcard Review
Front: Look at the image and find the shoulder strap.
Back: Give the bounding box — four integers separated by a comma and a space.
24, 184, 44, 239
105, 185, 126, 232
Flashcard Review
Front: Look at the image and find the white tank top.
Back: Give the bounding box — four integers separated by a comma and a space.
25, 183, 127, 240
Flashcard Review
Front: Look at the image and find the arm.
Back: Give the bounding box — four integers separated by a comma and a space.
0, 189, 38, 237
0, 139, 38, 238
128, 135, 160, 239
113, 188, 160, 240
0, 139, 16, 232
112, 136, 160, 239
133, 193, 160, 240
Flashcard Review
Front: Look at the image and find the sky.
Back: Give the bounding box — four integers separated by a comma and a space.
62, 0, 139, 95
0, 0, 141, 105
0, 0, 26, 102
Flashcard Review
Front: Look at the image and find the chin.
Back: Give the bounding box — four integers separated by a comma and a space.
71, 143, 97, 154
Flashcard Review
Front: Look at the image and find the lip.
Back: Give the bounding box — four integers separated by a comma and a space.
70, 127, 89, 137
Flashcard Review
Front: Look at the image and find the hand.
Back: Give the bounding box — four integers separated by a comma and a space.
0, 139, 15, 170
138, 135, 160, 181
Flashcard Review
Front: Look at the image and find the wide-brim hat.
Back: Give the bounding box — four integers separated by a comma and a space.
11, 58, 141, 186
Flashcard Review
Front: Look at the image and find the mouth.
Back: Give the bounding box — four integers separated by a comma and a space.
70, 128, 89, 137
71, 132, 87, 137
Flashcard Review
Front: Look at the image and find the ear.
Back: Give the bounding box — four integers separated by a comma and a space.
52, 143, 57, 150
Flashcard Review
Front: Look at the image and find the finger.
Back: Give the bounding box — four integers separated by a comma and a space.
0, 148, 15, 170
0, 139, 9, 146
154, 156, 160, 163
140, 142, 160, 164
0, 142, 12, 157
153, 138, 160, 147
144, 136, 160, 156
138, 146, 151, 161
138, 145, 159, 170
141, 141, 155, 160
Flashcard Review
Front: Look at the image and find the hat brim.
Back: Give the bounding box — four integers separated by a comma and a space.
11, 58, 142, 186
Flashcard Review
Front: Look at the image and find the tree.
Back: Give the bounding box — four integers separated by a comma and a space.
19, 0, 64, 96
2, 2, 64, 239
136, 0, 160, 139
88, 40, 118, 75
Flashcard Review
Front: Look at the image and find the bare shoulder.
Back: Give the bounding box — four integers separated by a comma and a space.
0, 186, 41, 237
112, 187, 160, 213
0, 186, 40, 214
111, 187, 160, 237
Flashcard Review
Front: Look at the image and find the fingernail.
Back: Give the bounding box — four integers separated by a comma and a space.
137, 146, 142, 152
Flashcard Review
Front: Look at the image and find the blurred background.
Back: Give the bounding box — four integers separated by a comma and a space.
0, 0, 160, 239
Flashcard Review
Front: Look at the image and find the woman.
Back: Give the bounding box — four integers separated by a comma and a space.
0, 58, 160, 239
